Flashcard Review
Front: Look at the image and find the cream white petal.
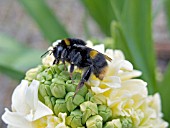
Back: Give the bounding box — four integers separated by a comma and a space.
121, 79, 148, 96
26, 101, 53, 121
25, 80, 39, 111
2, 108, 32, 128
119, 60, 133, 71
93, 44, 105, 53
105, 49, 114, 59
102, 76, 121, 88
12, 80, 30, 114
86, 40, 93, 48
148, 93, 162, 117
42, 54, 55, 66
91, 87, 110, 94
118, 70, 142, 81
113, 50, 125, 60
55, 113, 67, 128
87, 78, 100, 87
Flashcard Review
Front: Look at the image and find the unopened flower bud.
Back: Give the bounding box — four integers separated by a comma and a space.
44, 96, 53, 110
52, 78, 65, 85
39, 84, 51, 97
66, 109, 83, 128
104, 119, 122, 128
25, 67, 38, 81
85, 91, 94, 101
50, 96, 57, 106
80, 101, 98, 124
98, 105, 112, 122
65, 92, 77, 112
44, 80, 52, 85
72, 72, 81, 80
86, 115, 103, 128
90, 94, 107, 105
80, 101, 98, 115
65, 92, 84, 112
58, 64, 65, 71
37, 73, 46, 82
58, 71, 70, 81
54, 99, 68, 116
76, 85, 88, 97
65, 80, 76, 92
120, 116, 133, 128
50, 83, 66, 98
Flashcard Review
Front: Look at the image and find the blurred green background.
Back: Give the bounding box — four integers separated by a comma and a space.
0, 0, 170, 127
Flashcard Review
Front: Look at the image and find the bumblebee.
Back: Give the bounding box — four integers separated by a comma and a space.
42, 38, 112, 96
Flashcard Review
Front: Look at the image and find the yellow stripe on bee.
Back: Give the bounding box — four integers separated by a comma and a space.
98, 66, 108, 80
64, 39, 70, 45
90, 50, 98, 59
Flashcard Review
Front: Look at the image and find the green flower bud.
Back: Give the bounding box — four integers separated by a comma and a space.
52, 65, 61, 74
86, 115, 103, 128
44, 80, 52, 85
25, 67, 38, 81
58, 71, 70, 81
98, 105, 112, 122
38, 90, 45, 103
37, 73, 46, 82
65, 92, 77, 112
37, 65, 48, 73
44, 96, 53, 110
65, 92, 84, 112
45, 73, 53, 81
73, 94, 84, 106
39, 84, 50, 97
52, 78, 65, 85
85, 91, 94, 101
50, 96, 57, 106
66, 109, 83, 128
77, 84, 88, 97
120, 116, 133, 128
90, 94, 107, 105
80, 101, 98, 115
54, 99, 68, 115
72, 72, 81, 80
104, 119, 122, 128
65, 80, 76, 92
50, 83, 66, 98
56, 64, 66, 72
82, 108, 91, 125
80, 101, 98, 125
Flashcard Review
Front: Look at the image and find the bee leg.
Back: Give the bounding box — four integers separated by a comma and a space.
69, 64, 74, 83
70, 52, 82, 84
53, 59, 59, 65
73, 65, 93, 98
61, 49, 68, 70
53, 59, 56, 65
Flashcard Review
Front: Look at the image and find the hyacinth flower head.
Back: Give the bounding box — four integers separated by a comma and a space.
2, 39, 168, 128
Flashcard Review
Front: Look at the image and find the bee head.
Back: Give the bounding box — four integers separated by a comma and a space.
41, 39, 62, 58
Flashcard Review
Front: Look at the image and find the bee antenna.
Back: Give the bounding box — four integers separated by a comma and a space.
41, 50, 52, 58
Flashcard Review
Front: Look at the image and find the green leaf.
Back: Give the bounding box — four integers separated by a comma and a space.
164, 0, 170, 34
81, 0, 117, 36
158, 63, 170, 123
0, 65, 24, 80
18, 0, 69, 42
110, 0, 157, 94
0, 34, 43, 80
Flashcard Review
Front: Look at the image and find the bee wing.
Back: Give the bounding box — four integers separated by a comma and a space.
90, 47, 112, 62
103, 54, 112, 62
